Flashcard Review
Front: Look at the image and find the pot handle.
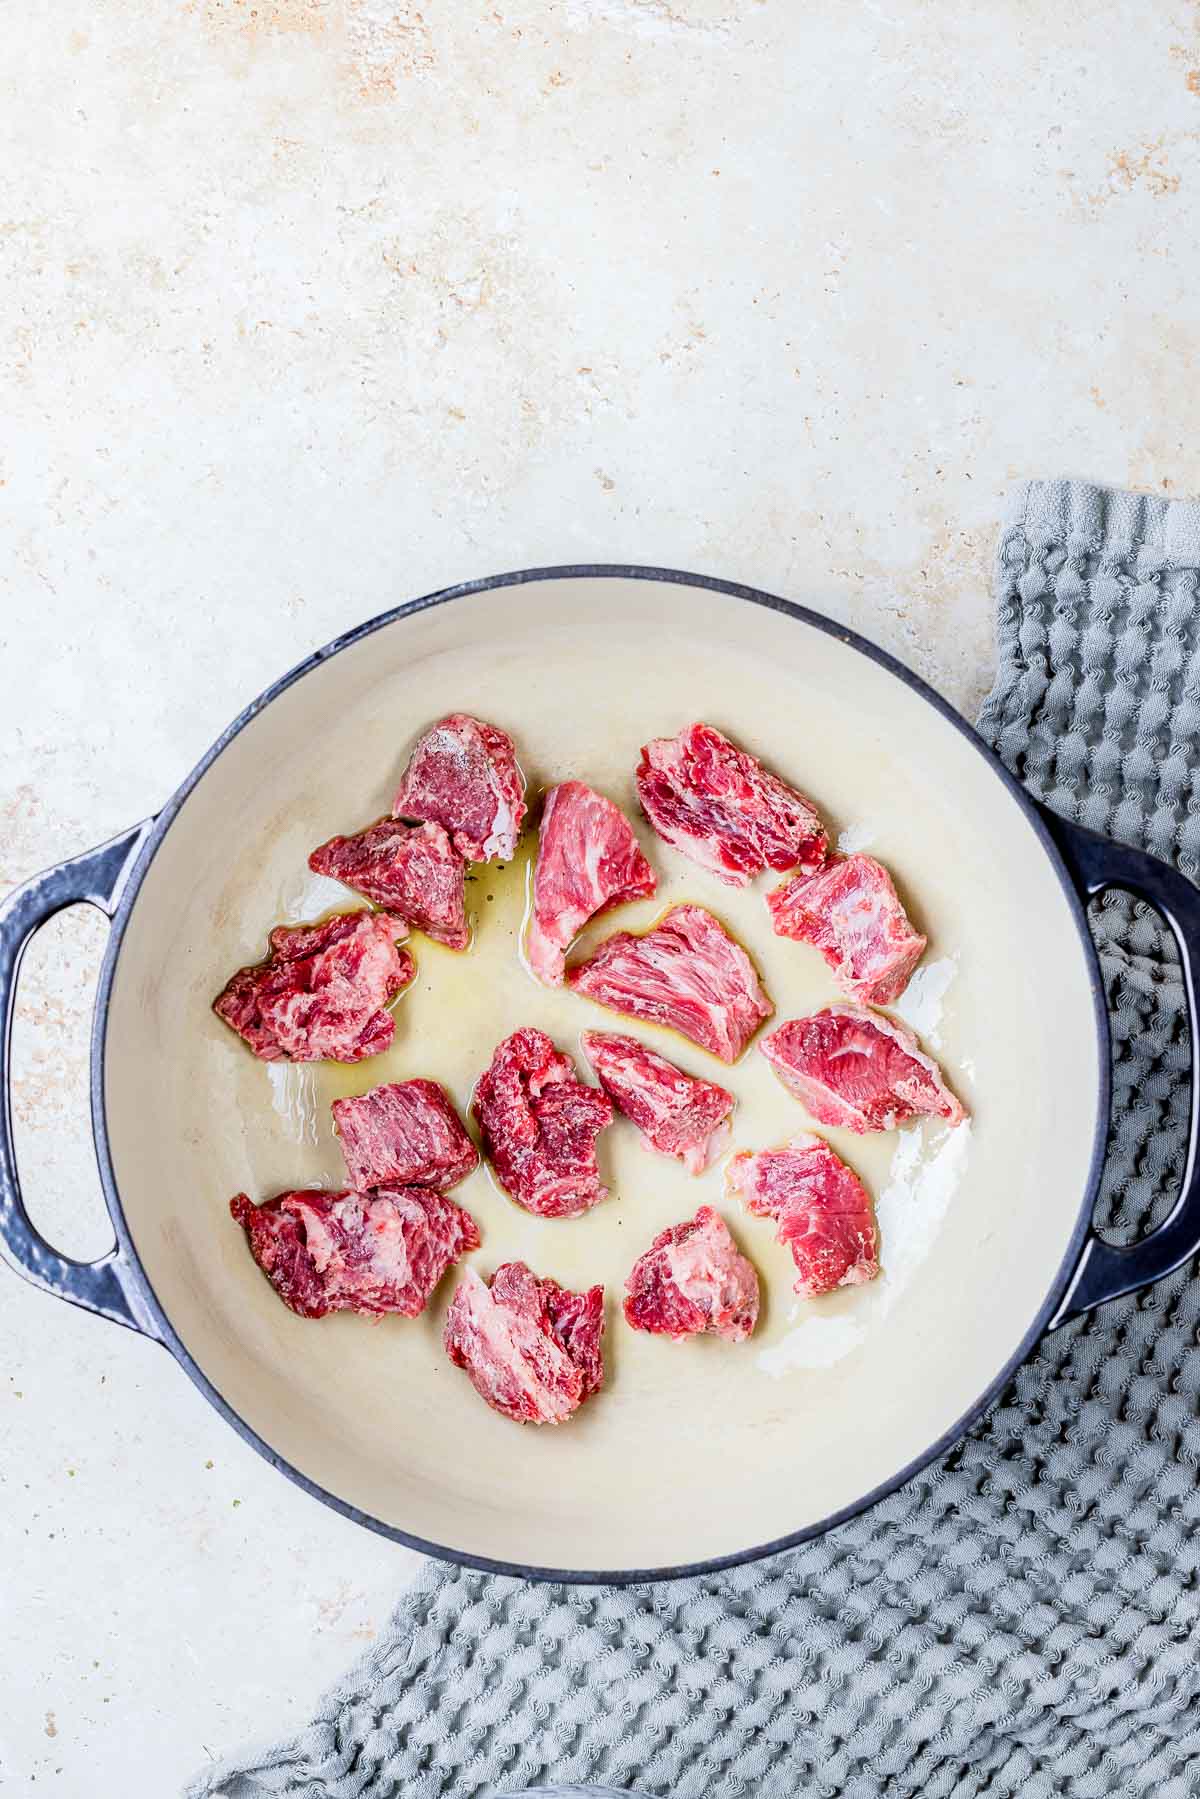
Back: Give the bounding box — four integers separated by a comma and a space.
1040, 804, 1200, 1323
0, 822, 161, 1337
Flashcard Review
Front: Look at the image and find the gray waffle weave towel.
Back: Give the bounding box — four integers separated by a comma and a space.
189, 480, 1200, 1799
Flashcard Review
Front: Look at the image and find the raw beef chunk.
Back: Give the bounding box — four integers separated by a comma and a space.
443, 1262, 605, 1425
526, 781, 657, 986
393, 713, 525, 863
472, 1027, 613, 1217
623, 1205, 759, 1343
214, 911, 415, 1063
727, 1134, 879, 1297
636, 721, 827, 886
580, 1030, 735, 1175
760, 1005, 965, 1133
767, 854, 926, 1006
310, 819, 469, 950
566, 904, 773, 1063
333, 1080, 479, 1192
230, 1186, 480, 1320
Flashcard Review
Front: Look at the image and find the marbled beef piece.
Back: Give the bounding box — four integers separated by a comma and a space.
310, 819, 469, 950
393, 713, 526, 863
728, 1134, 879, 1298
767, 853, 926, 1006
760, 1005, 965, 1133
637, 721, 827, 886
566, 904, 773, 1063
333, 1080, 479, 1193
230, 1185, 480, 1320
525, 781, 656, 986
213, 911, 414, 1063
580, 1030, 734, 1175
623, 1205, 759, 1343
472, 1027, 613, 1218
443, 1261, 605, 1425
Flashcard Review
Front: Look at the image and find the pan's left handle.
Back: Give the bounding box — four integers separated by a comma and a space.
0, 822, 162, 1337
1040, 805, 1200, 1324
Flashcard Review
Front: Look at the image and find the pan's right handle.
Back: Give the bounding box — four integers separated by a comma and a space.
1040, 806, 1200, 1323
0, 822, 161, 1336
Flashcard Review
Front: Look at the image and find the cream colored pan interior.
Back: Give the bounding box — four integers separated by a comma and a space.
103, 578, 1100, 1575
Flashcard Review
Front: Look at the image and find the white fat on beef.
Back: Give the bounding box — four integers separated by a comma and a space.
526, 781, 656, 986
759, 1005, 965, 1134
451, 1269, 578, 1424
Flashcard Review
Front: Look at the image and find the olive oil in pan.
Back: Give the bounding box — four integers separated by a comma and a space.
235, 773, 970, 1384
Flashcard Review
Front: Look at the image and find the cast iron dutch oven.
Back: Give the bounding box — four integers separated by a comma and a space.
4, 569, 1200, 1582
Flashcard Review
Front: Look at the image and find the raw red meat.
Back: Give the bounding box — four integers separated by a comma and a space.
580, 1030, 735, 1175
213, 911, 415, 1063
443, 1261, 605, 1425
623, 1205, 759, 1343
767, 854, 926, 1006
393, 713, 526, 863
525, 781, 657, 986
332, 1080, 479, 1192
566, 904, 773, 1063
472, 1027, 613, 1218
636, 721, 827, 887
727, 1134, 879, 1298
230, 1185, 480, 1320
310, 819, 469, 950
760, 1005, 966, 1133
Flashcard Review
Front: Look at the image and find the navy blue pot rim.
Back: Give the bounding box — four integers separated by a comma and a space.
75, 561, 1116, 1586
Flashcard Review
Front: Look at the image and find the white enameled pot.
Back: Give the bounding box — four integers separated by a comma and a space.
4, 568, 1200, 1582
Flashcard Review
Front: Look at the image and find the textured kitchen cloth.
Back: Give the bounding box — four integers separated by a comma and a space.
188, 480, 1200, 1799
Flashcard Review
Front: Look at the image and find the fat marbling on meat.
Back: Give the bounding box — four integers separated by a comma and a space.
580, 1030, 735, 1174
623, 1205, 759, 1342
727, 1134, 879, 1297
525, 780, 656, 986
230, 1185, 480, 1319
472, 1026, 613, 1218
393, 713, 526, 863
443, 1261, 605, 1425
566, 903, 773, 1063
760, 1004, 965, 1133
767, 853, 926, 1006
333, 1079, 479, 1192
310, 818, 469, 950
636, 721, 827, 886
213, 911, 415, 1063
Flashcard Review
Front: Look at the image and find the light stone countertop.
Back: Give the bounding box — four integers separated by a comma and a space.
3, 1, 1198, 1791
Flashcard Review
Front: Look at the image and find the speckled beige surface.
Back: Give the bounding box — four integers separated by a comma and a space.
2, 1, 1198, 1791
